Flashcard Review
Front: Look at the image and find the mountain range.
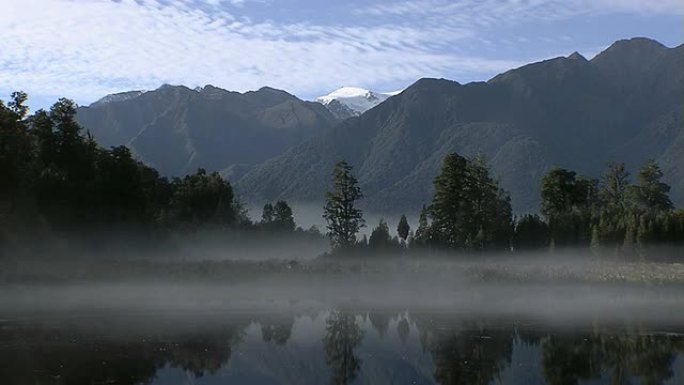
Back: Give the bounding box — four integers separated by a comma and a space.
76, 85, 335, 178
76, 37, 683, 214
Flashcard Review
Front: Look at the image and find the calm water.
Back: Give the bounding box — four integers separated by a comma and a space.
1, 310, 683, 385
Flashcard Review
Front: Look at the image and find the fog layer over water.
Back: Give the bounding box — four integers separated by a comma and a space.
3, 251, 684, 324
3, 248, 684, 384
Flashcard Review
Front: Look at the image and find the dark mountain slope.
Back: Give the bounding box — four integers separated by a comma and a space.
237, 38, 684, 213
76, 85, 335, 176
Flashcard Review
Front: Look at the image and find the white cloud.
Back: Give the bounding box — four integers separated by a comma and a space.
591, 0, 683, 14
0, 0, 679, 108
0, 0, 526, 106
361, 0, 683, 19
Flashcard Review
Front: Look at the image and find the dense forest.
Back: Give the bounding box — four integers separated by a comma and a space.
0, 92, 318, 257
1, 92, 683, 260
328, 155, 684, 260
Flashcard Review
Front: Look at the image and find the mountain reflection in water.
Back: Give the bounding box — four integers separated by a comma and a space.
0, 311, 682, 385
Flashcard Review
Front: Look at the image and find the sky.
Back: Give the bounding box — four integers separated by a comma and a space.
1, 0, 682, 112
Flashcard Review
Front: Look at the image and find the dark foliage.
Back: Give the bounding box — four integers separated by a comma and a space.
0, 94, 307, 254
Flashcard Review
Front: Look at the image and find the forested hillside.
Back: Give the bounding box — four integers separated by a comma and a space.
76, 85, 336, 177
238, 38, 684, 213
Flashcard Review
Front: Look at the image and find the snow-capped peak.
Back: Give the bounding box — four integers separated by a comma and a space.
90, 90, 146, 107
315, 87, 398, 119
318, 86, 375, 101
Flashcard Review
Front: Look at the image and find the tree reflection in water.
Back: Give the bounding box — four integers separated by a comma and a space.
260, 317, 295, 345
542, 331, 684, 385
397, 317, 410, 345
423, 323, 515, 385
367, 311, 391, 339
0, 312, 682, 385
322, 311, 365, 385
0, 319, 243, 385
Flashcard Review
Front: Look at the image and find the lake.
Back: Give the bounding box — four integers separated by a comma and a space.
2, 258, 684, 384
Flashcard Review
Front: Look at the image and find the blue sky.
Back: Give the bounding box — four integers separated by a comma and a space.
1, 0, 682, 111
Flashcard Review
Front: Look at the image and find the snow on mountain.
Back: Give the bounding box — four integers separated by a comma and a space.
90, 90, 146, 107
315, 87, 400, 119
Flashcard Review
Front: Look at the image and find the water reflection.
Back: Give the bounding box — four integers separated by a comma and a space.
260, 316, 294, 345
542, 332, 683, 385
323, 311, 364, 385
0, 312, 682, 385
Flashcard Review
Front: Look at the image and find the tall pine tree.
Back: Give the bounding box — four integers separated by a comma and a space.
323, 161, 365, 250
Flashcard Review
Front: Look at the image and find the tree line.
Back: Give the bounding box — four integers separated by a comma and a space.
0, 93, 316, 254
2, 92, 682, 259
322, 154, 684, 259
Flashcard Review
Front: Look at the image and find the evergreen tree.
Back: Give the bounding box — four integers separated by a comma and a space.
429, 153, 470, 248
261, 202, 274, 224
369, 219, 392, 249
168, 169, 236, 226
93, 145, 148, 223
541, 168, 579, 220
599, 161, 630, 212
413, 205, 431, 247
513, 214, 549, 250
0, 91, 32, 199
429, 153, 512, 250
540, 168, 596, 247
630, 159, 673, 215
323, 161, 365, 250
397, 214, 410, 246
273, 200, 295, 231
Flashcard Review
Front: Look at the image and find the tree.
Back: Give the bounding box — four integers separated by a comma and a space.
429, 153, 512, 250
541, 168, 580, 219
168, 169, 236, 226
540, 168, 597, 247
323, 161, 365, 250
0, 91, 34, 246
397, 215, 410, 243
92, 145, 148, 223
413, 205, 432, 247
629, 159, 672, 215
8, 91, 29, 118
273, 200, 295, 231
368, 219, 392, 249
429, 153, 470, 249
513, 214, 549, 251
0, 91, 32, 198
261, 203, 274, 224
599, 161, 630, 213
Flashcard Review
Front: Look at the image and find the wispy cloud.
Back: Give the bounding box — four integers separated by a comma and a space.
0, 0, 680, 108
361, 0, 683, 19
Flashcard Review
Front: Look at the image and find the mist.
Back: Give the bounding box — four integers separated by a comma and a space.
2, 249, 683, 326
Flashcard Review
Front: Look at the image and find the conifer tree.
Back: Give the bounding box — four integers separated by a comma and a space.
369, 219, 392, 249
273, 200, 295, 231
414, 205, 431, 247
630, 159, 673, 215
397, 214, 410, 245
261, 203, 274, 224
429, 153, 512, 250
600, 161, 630, 212
323, 161, 365, 250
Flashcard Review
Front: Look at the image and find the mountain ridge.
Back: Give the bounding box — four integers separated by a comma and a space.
75, 37, 683, 214
76, 84, 336, 176
237, 37, 684, 214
